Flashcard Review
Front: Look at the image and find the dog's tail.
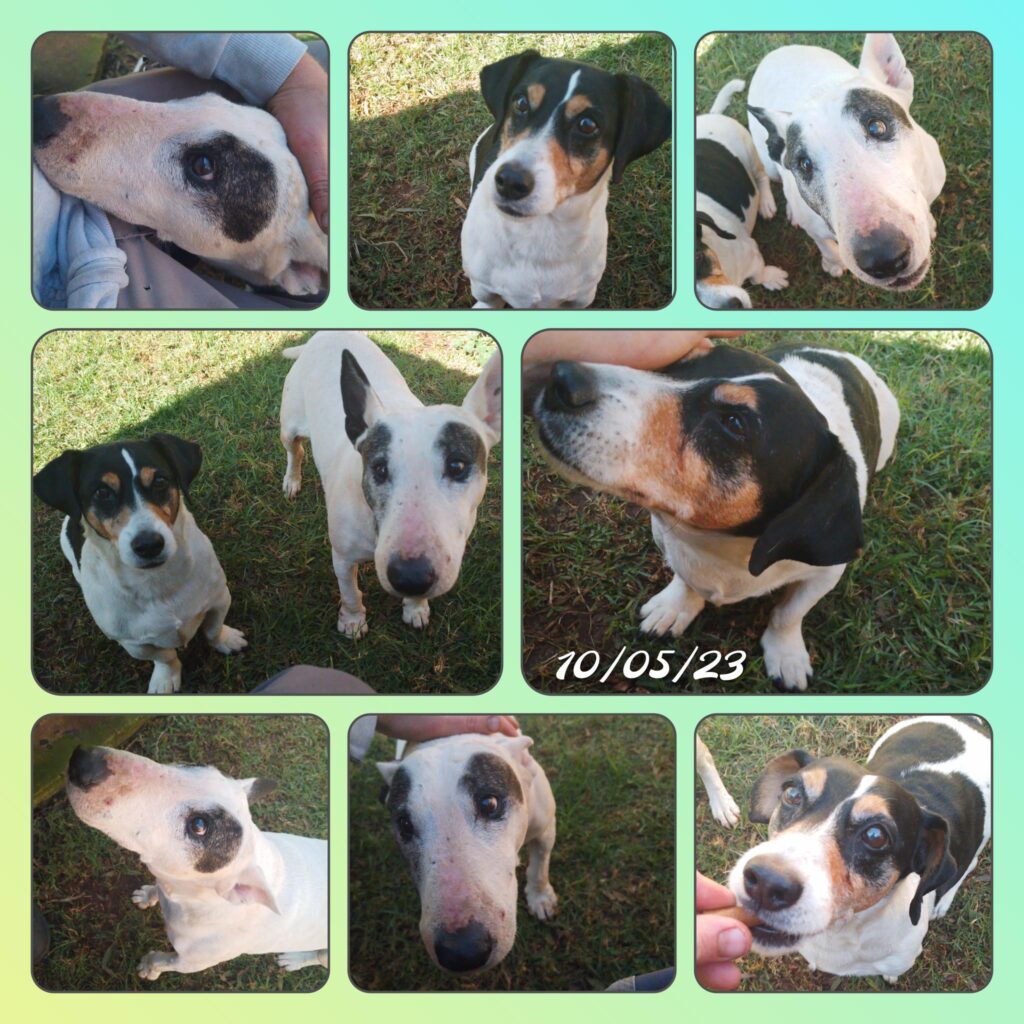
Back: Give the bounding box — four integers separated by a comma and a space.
709, 79, 745, 115
281, 345, 305, 361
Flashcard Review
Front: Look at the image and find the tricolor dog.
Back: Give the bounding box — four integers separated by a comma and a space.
280, 332, 502, 636
461, 50, 671, 309
33, 434, 246, 694
377, 732, 558, 973
32, 91, 327, 295
696, 79, 787, 309
727, 716, 990, 981
530, 342, 899, 691
66, 745, 328, 980
747, 33, 945, 291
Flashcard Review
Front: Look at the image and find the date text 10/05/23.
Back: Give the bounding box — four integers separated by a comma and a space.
553, 648, 746, 685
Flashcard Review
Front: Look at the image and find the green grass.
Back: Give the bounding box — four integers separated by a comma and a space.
32, 330, 501, 694
349, 32, 673, 310
32, 715, 328, 993
348, 715, 675, 991
695, 33, 992, 309
523, 331, 991, 694
695, 716, 992, 992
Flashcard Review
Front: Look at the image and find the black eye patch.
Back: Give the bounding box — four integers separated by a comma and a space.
459, 752, 523, 815
436, 421, 485, 478
358, 423, 393, 519
184, 805, 244, 873
179, 132, 278, 243
842, 88, 912, 134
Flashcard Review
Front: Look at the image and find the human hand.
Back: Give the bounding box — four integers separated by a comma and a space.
695, 872, 751, 991
267, 51, 329, 233
522, 330, 746, 371
375, 715, 521, 742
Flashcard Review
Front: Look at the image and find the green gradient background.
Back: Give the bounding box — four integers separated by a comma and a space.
2, 1, 1016, 1020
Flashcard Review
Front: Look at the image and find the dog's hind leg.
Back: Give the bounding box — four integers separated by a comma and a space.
281, 431, 306, 499
760, 566, 844, 691
524, 820, 558, 921
333, 551, 368, 638
277, 949, 328, 971
640, 575, 705, 637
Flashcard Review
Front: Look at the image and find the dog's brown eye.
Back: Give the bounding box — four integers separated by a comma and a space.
396, 812, 415, 841
149, 474, 170, 498
782, 785, 802, 807
371, 458, 389, 485
577, 116, 598, 136
721, 411, 746, 438
797, 154, 813, 176
478, 794, 502, 818
513, 94, 529, 114
445, 457, 470, 481
188, 815, 208, 837
862, 825, 890, 850
93, 484, 116, 505
190, 154, 216, 181
866, 118, 889, 139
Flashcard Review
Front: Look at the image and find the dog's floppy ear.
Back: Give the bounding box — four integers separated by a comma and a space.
33, 449, 83, 518
909, 811, 958, 925
150, 433, 203, 492
219, 862, 280, 914
612, 74, 671, 184
277, 212, 328, 297
696, 210, 737, 241
480, 49, 543, 121
749, 749, 813, 822
748, 440, 863, 577
340, 349, 385, 446
462, 348, 502, 447
747, 106, 791, 164
240, 777, 278, 803
859, 33, 914, 106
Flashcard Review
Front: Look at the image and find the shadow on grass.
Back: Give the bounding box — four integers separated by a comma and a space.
32, 714, 328, 993
348, 715, 675, 991
523, 331, 991, 695
349, 32, 673, 310
32, 332, 501, 695
694, 715, 992, 992
694, 32, 992, 310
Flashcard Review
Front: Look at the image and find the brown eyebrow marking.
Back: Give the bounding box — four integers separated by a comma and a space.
527, 84, 546, 108
801, 766, 827, 803
714, 383, 759, 410
101, 472, 120, 490
139, 467, 156, 487
565, 94, 592, 118
851, 793, 891, 820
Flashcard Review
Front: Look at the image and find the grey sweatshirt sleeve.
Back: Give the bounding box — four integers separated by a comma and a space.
119, 32, 306, 105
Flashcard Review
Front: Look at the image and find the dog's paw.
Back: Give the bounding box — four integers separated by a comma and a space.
338, 610, 368, 639
708, 791, 741, 828
277, 950, 327, 971
212, 625, 248, 655
761, 265, 789, 290
526, 884, 559, 921
147, 667, 181, 695
402, 599, 430, 629
758, 188, 777, 220
132, 886, 160, 910
639, 582, 702, 638
137, 952, 171, 980
761, 629, 813, 692
282, 474, 302, 499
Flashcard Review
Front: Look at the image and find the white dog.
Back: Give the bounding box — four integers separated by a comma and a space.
66, 745, 328, 980
377, 732, 557, 973
33, 434, 246, 694
279, 332, 501, 636
32, 91, 327, 295
747, 33, 945, 290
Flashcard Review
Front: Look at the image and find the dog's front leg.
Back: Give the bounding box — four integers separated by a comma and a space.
131, 885, 160, 910
137, 944, 229, 981
640, 574, 706, 637
760, 566, 845, 691
333, 550, 368, 638
201, 596, 248, 656
123, 643, 182, 695
696, 735, 740, 827
524, 820, 558, 921
401, 597, 430, 629
277, 949, 329, 971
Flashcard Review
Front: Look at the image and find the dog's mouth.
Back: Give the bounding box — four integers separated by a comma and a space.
750, 921, 803, 948
133, 556, 168, 570
862, 257, 930, 291
495, 201, 531, 218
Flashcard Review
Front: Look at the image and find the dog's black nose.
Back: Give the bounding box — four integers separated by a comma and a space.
543, 361, 598, 413
32, 95, 68, 148
386, 554, 437, 597
721, 296, 745, 310
494, 162, 534, 201
743, 860, 803, 912
67, 746, 111, 790
131, 531, 165, 561
433, 921, 494, 973
852, 225, 912, 279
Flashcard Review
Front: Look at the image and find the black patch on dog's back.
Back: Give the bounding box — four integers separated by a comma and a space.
180, 132, 277, 243
774, 348, 882, 479
436, 421, 485, 473
696, 138, 755, 221
186, 805, 244, 873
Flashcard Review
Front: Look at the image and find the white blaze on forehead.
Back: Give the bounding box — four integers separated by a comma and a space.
121, 448, 139, 481
559, 69, 582, 106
